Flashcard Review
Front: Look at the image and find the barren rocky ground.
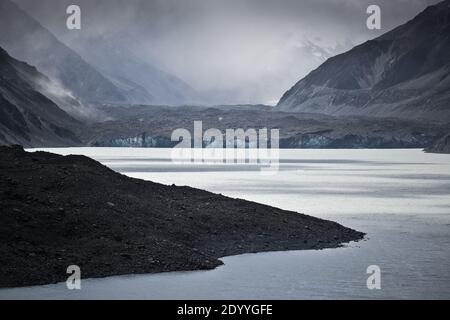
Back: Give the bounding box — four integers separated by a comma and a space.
0, 145, 364, 288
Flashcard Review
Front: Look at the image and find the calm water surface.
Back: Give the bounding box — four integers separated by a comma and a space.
1, 148, 449, 299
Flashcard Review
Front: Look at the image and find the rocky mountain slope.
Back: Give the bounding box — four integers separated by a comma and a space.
426, 133, 450, 153
0, 47, 81, 147
0, 145, 364, 287
278, 0, 450, 122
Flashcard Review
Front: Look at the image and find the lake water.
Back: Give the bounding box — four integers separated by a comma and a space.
1, 148, 450, 299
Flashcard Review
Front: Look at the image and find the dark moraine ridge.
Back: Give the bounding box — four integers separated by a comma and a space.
0, 145, 364, 288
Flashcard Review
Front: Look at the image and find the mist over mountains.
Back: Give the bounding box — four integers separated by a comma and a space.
0, 47, 80, 146
65, 35, 202, 106
0, 0, 449, 148
0, 0, 126, 105
0, 0, 202, 106
4, 0, 444, 106
13, 0, 438, 105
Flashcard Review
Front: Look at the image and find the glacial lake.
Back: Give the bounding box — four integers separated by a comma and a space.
1, 148, 449, 299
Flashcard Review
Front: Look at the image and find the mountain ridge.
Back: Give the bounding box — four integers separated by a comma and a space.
277, 0, 450, 122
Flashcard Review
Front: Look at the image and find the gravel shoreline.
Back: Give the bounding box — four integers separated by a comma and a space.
0, 145, 364, 288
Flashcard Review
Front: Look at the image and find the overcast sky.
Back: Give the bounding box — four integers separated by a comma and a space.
14, 0, 440, 104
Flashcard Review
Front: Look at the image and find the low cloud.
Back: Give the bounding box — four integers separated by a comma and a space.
14, 0, 440, 104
